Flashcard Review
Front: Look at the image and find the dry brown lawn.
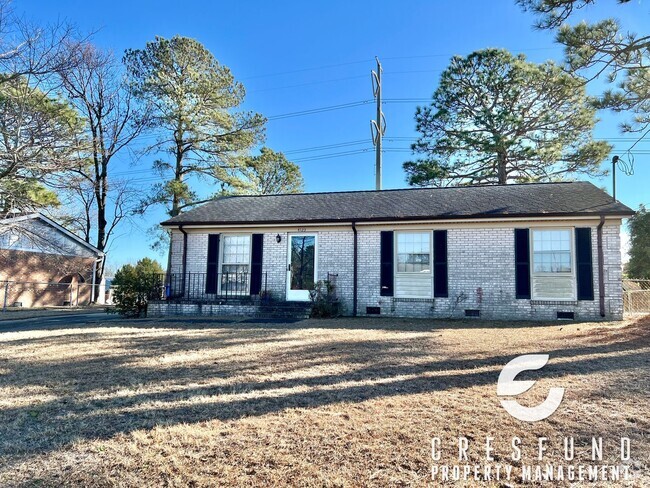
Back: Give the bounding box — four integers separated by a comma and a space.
0, 315, 649, 487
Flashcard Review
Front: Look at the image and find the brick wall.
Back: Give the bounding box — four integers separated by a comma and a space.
0, 249, 95, 307
357, 225, 622, 321
315, 231, 354, 314
149, 301, 258, 317
262, 232, 288, 300
172, 223, 624, 321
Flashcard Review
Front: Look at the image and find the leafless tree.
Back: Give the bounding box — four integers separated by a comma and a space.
55, 41, 149, 298
0, 1, 81, 86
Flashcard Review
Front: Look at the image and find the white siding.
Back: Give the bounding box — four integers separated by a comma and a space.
0, 218, 96, 258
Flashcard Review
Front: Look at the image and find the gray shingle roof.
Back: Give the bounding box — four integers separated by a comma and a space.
161, 182, 634, 226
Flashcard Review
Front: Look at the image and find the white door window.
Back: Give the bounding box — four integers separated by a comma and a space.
287, 234, 317, 301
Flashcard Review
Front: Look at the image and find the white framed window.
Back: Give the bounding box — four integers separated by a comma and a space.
530, 228, 576, 300
394, 231, 433, 299
396, 232, 431, 273
532, 229, 572, 274
220, 234, 251, 294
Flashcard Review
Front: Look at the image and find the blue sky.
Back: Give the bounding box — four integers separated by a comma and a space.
24, 0, 649, 270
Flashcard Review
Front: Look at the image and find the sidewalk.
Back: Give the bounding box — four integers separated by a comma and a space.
0, 305, 110, 321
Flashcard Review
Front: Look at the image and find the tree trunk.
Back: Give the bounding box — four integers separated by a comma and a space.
167, 128, 185, 277
170, 126, 184, 218
91, 127, 108, 304
497, 152, 507, 185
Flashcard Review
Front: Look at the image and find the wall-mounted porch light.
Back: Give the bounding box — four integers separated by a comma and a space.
276, 234, 282, 243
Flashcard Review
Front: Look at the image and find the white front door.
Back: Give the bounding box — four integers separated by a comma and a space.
286, 233, 317, 301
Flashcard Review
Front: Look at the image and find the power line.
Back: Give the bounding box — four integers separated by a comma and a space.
292, 148, 373, 162
118, 152, 375, 184
105, 130, 650, 180
267, 100, 373, 120
381, 47, 558, 62
241, 59, 371, 80
248, 74, 368, 93
267, 98, 437, 121
108, 138, 650, 179
284, 140, 368, 154
384, 69, 443, 76
108, 144, 649, 187
384, 98, 431, 103
239, 48, 558, 82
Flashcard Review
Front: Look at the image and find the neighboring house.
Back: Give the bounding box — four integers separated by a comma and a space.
0, 213, 104, 307
155, 182, 634, 321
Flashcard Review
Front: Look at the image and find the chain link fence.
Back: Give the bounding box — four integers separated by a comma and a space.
623, 279, 650, 315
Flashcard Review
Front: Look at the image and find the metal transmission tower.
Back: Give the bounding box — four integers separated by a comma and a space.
371, 57, 386, 190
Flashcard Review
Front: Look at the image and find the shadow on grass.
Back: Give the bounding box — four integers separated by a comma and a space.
0, 313, 592, 336
0, 315, 648, 461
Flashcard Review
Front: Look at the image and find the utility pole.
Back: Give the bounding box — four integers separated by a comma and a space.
371, 57, 386, 190
612, 155, 619, 202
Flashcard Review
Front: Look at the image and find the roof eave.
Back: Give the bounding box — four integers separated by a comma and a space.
161, 210, 635, 227
1, 212, 104, 256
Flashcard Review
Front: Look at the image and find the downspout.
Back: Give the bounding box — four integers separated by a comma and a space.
597, 215, 606, 318
179, 225, 188, 298
352, 221, 358, 317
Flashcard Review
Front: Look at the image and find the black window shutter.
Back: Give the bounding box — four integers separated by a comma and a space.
433, 230, 448, 298
250, 234, 264, 295
380, 231, 394, 296
575, 228, 594, 301
514, 229, 531, 299
205, 234, 220, 294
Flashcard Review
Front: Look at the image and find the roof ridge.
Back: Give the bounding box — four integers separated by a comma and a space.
209, 181, 584, 200
162, 180, 633, 226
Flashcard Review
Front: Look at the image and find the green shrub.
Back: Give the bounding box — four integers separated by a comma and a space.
310, 279, 340, 318
111, 258, 164, 317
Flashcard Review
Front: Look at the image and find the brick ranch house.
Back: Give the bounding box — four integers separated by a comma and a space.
152, 182, 634, 321
0, 213, 104, 308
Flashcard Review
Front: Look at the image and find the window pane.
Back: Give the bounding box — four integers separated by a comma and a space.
290, 235, 316, 290
222, 235, 251, 272
221, 265, 249, 294
396, 232, 431, 273
532, 230, 571, 273
220, 235, 250, 295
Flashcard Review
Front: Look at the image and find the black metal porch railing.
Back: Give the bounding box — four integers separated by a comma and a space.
151, 272, 268, 302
